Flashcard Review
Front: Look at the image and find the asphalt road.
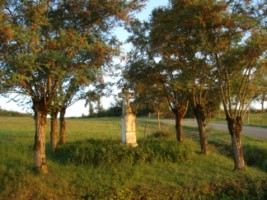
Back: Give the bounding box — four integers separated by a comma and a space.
162, 119, 267, 140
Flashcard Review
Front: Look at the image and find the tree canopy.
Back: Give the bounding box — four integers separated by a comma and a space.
0, 0, 146, 172
124, 0, 266, 169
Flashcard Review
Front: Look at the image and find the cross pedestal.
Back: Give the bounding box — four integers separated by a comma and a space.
118, 89, 138, 147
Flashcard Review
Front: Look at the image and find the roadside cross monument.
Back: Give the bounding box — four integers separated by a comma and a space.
118, 89, 138, 147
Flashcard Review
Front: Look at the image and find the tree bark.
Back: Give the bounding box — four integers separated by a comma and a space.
174, 114, 183, 142
173, 102, 189, 142
33, 110, 48, 173
157, 110, 161, 130
226, 116, 245, 170
50, 111, 58, 152
261, 93, 266, 113
59, 107, 66, 144
194, 104, 208, 154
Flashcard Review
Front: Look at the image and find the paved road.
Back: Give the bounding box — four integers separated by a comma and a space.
161, 119, 267, 140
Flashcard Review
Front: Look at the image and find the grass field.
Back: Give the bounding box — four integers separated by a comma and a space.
0, 116, 267, 199
209, 111, 267, 127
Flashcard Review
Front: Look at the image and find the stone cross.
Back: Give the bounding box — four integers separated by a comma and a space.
118, 88, 138, 147
118, 89, 133, 115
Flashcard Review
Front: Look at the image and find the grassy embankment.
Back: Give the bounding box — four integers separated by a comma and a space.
0, 116, 266, 199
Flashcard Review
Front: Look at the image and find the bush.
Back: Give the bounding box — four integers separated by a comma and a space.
150, 130, 173, 138
55, 139, 194, 166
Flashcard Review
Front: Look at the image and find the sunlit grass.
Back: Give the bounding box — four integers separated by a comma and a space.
0, 116, 267, 199
209, 111, 267, 127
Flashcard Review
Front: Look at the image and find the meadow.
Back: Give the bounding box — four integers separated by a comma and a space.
0, 116, 267, 199
209, 111, 267, 128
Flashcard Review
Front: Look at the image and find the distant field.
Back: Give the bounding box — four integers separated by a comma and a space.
0, 109, 31, 117
208, 112, 267, 127
0, 117, 267, 199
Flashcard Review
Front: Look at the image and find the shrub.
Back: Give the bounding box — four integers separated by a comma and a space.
55, 139, 194, 166
150, 130, 173, 138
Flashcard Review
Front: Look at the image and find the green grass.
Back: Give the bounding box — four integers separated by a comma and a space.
0, 117, 267, 199
0, 109, 31, 117
208, 111, 267, 127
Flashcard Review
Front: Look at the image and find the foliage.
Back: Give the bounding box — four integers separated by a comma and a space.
253, 59, 267, 112
0, 0, 146, 171
55, 138, 194, 166
200, 0, 267, 123
86, 99, 122, 117
0, 0, 145, 112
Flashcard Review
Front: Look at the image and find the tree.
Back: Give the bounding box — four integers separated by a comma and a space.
124, 58, 169, 130
126, 0, 266, 162
0, 0, 145, 172
50, 79, 88, 150
203, 0, 267, 169
84, 84, 104, 117
254, 60, 267, 112
126, 16, 190, 142
150, 0, 221, 153
155, 0, 266, 165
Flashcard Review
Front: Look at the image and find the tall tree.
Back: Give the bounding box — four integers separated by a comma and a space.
158, 0, 266, 166
203, 0, 267, 169
126, 17, 190, 142
49, 79, 87, 150
148, 2, 217, 143
0, 0, 145, 172
148, 0, 218, 152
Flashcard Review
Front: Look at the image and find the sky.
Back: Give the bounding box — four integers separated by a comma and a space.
0, 0, 169, 117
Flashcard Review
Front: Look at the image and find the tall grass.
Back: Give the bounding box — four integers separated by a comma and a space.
0, 116, 267, 199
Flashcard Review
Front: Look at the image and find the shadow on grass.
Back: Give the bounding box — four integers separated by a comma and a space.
183, 126, 199, 141
243, 144, 267, 172
208, 139, 233, 157
208, 138, 267, 172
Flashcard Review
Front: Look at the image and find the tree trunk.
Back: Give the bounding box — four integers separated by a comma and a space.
59, 107, 66, 144
50, 112, 58, 152
194, 104, 208, 154
157, 110, 161, 130
172, 102, 189, 142
227, 116, 245, 170
89, 102, 94, 116
261, 93, 266, 113
174, 115, 183, 142
33, 110, 48, 173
